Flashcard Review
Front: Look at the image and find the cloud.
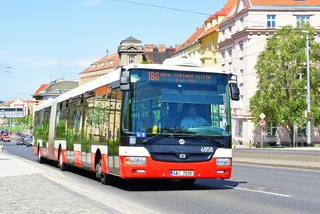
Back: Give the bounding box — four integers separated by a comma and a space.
85, 0, 103, 5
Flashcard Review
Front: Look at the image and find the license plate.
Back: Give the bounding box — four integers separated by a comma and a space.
170, 170, 194, 176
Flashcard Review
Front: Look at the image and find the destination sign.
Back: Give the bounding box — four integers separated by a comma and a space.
141, 71, 216, 84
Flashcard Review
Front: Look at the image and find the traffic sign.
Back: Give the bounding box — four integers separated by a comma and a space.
259, 113, 266, 119
259, 119, 266, 127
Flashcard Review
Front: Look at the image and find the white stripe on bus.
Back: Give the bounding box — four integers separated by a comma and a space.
54, 140, 66, 150
74, 144, 81, 152
118, 147, 231, 157
92, 145, 108, 154
213, 148, 232, 157
38, 139, 43, 147
119, 146, 151, 157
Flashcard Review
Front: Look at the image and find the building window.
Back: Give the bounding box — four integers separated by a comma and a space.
239, 120, 243, 135
221, 51, 225, 59
296, 15, 310, 27
240, 18, 244, 30
129, 55, 135, 64
239, 43, 244, 51
228, 49, 232, 57
228, 27, 232, 37
267, 123, 277, 136
267, 15, 276, 28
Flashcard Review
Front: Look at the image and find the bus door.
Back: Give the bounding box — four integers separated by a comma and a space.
107, 89, 121, 175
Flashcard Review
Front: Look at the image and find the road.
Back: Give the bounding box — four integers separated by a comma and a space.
1, 139, 319, 214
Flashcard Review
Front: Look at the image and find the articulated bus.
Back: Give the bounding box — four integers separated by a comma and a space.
32, 58, 240, 185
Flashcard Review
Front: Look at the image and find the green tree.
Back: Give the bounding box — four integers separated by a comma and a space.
141, 60, 152, 64
250, 25, 320, 145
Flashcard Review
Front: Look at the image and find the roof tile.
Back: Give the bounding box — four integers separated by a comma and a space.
173, 27, 205, 54
80, 53, 120, 74
33, 84, 49, 95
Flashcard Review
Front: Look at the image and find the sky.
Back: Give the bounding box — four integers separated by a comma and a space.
0, 0, 228, 101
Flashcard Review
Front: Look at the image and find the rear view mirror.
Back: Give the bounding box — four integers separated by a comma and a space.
229, 82, 240, 101
120, 69, 130, 91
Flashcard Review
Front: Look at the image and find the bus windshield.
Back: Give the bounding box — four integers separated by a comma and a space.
123, 69, 231, 137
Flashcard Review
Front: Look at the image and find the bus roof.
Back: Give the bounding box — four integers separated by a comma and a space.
123, 63, 224, 74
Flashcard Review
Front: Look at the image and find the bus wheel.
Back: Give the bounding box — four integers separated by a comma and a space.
58, 149, 66, 171
96, 159, 111, 185
179, 179, 196, 186
38, 147, 43, 163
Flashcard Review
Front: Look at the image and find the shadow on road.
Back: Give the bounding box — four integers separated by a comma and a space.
111, 178, 246, 192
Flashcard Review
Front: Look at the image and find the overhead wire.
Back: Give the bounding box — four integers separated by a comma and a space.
110, 0, 211, 16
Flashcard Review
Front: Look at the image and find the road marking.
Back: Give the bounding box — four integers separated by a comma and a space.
224, 185, 292, 198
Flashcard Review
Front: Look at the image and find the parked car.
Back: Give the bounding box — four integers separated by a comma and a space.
25, 137, 33, 147
16, 137, 25, 145
3, 135, 11, 142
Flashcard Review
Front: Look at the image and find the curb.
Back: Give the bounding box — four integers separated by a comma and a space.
233, 161, 320, 171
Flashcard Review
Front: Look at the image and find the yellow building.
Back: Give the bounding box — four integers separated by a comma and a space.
172, 0, 237, 68
172, 27, 204, 59
199, 0, 238, 68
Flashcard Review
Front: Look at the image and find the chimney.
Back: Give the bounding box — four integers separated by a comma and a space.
144, 44, 154, 52
158, 44, 166, 53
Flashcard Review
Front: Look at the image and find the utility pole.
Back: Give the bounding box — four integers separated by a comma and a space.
302, 30, 311, 146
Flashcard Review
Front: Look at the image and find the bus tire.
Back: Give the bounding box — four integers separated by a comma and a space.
38, 146, 44, 163
179, 179, 196, 186
58, 148, 66, 171
97, 159, 112, 185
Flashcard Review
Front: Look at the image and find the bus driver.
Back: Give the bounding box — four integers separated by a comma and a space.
180, 105, 209, 129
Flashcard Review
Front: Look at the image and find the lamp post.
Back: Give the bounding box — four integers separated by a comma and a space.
302, 30, 311, 146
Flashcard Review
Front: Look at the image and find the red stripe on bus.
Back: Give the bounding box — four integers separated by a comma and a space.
74, 150, 82, 167
102, 154, 109, 174
119, 156, 232, 179
54, 148, 59, 160
91, 153, 96, 170
62, 149, 67, 163
46, 147, 50, 159
39, 146, 43, 156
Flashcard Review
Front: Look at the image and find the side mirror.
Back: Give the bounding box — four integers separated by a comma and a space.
229, 82, 240, 101
120, 69, 130, 91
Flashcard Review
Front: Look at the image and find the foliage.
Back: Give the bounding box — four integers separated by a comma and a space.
12, 114, 33, 129
250, 24, 320, 144
141, 60, 152, 64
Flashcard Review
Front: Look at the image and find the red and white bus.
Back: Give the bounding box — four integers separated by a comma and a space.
33, 58, 240, 185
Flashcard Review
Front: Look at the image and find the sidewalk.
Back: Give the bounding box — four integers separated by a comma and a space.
232, 149, 320, 170
233, 145, 320, 150
0, 151, 118, 214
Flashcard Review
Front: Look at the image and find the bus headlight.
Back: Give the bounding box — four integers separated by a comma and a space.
216, 158, 231, 166
124, 157, 146, 165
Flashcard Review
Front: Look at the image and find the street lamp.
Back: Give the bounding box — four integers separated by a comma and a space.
302, 30, 311, 146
